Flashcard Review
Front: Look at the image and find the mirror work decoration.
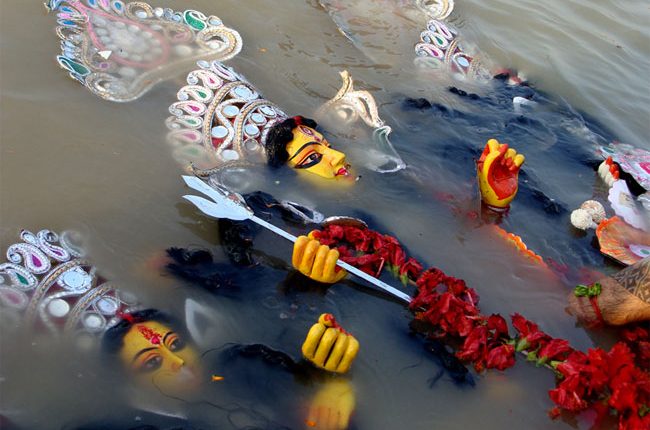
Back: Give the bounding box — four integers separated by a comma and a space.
0, 229, 138, 346
46, 0, 243, 102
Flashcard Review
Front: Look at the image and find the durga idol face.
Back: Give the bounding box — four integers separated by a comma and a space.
285, 126, 351, 179
119, 320, 201, 395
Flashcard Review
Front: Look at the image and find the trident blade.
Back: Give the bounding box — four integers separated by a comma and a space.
182, 175, 228, 202
182, 195, 253, 221
182, 175, 250, 210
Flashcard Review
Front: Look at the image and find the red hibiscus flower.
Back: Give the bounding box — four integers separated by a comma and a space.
457, 325, 488, 364
381, 243, 406, 268
538, 339, 573, 363
343, 226, 372, 252
325, 225, 345, 240
487, 314, 510, 339
340, 253, 382, 275
549, 376, 589, 412
511, 313, 550, 351
399, 258, 423, 281
622, 326, 649, 343
486, 344, 516, 371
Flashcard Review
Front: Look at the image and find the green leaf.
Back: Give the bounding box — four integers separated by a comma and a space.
516, 338, 530, 352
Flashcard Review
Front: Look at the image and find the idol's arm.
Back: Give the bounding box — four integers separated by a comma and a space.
167, 191, 352, 290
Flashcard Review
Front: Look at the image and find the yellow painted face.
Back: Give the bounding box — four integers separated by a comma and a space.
119, 321, 201, 395
286, 126, 351, 179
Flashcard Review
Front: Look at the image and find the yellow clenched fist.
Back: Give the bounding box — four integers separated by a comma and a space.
305, 379, 355, 430
477, 138, 525, 209
302, 314, 359, 374
292, 235, 347, 284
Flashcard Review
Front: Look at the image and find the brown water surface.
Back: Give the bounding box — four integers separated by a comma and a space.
1, 0, 649, 429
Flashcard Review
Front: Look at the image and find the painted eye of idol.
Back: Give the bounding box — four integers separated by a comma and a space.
140, 354, 163, 373
295, 149, 324, 169
286, 126, 351, 179
134, 333, 186, 373
166, 332, 186, 352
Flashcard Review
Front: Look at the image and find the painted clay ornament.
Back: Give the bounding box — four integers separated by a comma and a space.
0, 229, 138, 346
571, 200, 606, 231
598, 144, 650, 192
608, 181, 649, 232
596, 217, 650, 266
316, 70, 406, 173
166, 60, 286, 182
46, 0, 242, 102
415, 19, 493, 82
477, 139, 525, 209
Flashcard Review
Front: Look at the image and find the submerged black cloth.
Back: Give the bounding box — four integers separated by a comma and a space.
166, 190, 474, 389
220, 191, 322, 268
166, 191, 321, 293
168, 190, 385, 288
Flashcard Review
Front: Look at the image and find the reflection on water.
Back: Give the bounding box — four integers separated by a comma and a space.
1, 0, 649, 429
49, 0, 243, 102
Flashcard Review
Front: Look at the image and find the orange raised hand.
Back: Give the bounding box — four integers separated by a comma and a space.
477, 139, 525, 209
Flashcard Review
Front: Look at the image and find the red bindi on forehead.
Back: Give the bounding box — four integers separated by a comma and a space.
137, 325, 162, 345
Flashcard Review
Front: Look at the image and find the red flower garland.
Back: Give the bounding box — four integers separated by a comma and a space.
312, 224, 650, 429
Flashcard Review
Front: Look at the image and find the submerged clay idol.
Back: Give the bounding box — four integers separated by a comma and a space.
0, 228, 202, 395
0, 229, 137, 342
166, 61, 353, 182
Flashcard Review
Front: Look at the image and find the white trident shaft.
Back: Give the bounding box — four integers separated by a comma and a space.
181, 175, 412, 304
251, 215, 412, 303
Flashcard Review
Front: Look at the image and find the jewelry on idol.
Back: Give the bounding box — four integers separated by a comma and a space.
46, 0, 242, 102
0, 229, 139, 347
317, 70, 383, 129
414, 19, 492, 82
166, 60, 288, 178
316, 70, 405, 173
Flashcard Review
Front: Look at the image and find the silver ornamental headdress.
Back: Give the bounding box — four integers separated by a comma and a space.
166, 60, 288, 176
46, 0, 243, 102
414, 19, 492, 82
0, 229, 138, 346
316, 71, 405, 173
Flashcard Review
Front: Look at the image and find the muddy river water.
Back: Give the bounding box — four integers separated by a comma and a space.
1, 0, 649, 429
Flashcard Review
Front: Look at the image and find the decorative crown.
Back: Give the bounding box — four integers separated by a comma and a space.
0, 229, 138, 345
47, 0, 243, 102
317, 70, 384, 129
414, 19, 491, 81
166, 60, 288, 174
316, 71, 406, 174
